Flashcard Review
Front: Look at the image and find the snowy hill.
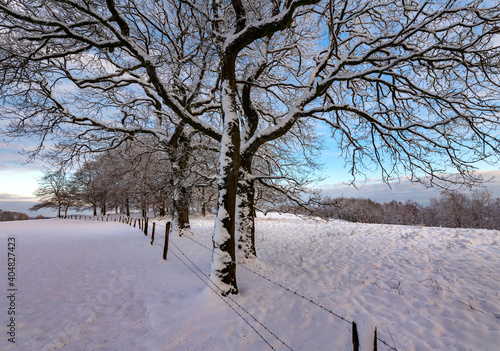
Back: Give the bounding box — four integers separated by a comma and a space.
0, 217, 499, 350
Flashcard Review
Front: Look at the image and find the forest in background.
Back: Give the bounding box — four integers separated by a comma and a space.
312, 190, 500, 230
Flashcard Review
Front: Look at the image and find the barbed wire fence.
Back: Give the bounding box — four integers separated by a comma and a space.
64, 214, 399, 351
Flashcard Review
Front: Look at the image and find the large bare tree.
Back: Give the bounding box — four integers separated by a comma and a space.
1, 0, 500, 295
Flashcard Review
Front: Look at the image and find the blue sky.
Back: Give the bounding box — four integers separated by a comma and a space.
316, 135, 500, 204
0, 138, 49, 215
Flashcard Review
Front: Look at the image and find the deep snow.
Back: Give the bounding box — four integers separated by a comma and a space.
0, 215, 499, 350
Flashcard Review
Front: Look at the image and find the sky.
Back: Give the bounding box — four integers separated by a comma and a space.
2, 131, 500, 218
0, 137, 52, 216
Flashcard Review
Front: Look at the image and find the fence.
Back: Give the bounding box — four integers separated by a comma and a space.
63, 214, 397, 351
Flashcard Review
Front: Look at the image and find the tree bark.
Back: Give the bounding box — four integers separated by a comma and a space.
236, 157, 257, 263
210, 80, 240, 296
125, 197, 130, 217
168, 128, 193, 237
171, 170, 193, 236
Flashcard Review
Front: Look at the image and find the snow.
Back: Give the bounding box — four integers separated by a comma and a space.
1, 216, 499, 350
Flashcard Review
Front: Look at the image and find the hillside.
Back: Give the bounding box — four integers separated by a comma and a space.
0, 216, 499, 350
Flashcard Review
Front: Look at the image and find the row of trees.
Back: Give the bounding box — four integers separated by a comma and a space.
31, 140, 220, 228
31, 136, 319, 235
315, 190, 500, 230
2, 0, 500, 295
0, 209, 30, 222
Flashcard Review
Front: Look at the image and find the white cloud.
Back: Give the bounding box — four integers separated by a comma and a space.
319, 170, 500, 204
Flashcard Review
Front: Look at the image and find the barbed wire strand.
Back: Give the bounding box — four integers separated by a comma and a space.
179, 230, 398, 351
154, 237, 291, 351
137, 219, 396, 350
168, 240, 295, 351
73, 217, 397, 350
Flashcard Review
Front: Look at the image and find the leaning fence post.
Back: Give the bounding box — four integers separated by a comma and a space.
163, 222, 171, 260
150, 222, 156, 245
352, 322, 359, 351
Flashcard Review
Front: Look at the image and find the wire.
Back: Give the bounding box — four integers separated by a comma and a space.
181, 232, 398, 350
167, 242, 287, 351
72, 216, 398, 350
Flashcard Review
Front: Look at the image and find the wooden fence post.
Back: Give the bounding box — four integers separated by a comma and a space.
150, 222, 156, 245
353, 322, 359, 351
144, 218, 148, 236
163, 222, 171, 260
373, 327, 377, 351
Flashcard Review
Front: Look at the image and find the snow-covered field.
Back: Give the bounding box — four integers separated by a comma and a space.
0, 215, 499, 350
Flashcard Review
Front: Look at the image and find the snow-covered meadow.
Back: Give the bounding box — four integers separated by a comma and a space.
0, 215, 499, 350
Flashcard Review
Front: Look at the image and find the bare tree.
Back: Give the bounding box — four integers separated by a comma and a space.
2, 0, 500, 295
30, 167, 74, 218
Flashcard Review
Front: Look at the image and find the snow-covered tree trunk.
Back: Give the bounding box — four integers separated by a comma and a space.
167, 126, 194, 237
125, 198, 130, 217
236, 161, 257, 264
210, 80, 240, 296
170, 166, 193, 237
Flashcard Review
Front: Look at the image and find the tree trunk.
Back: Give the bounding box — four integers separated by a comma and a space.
125, 197, 130, 217
168, 130, 193, 237
200, 187, 207, 217
158, 189, 166, 217
236, 160, 257, 263
171, 177, 192, 236
210, 80, 240, 296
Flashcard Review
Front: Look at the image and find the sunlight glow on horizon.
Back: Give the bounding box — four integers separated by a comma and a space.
0, 170, 40, 199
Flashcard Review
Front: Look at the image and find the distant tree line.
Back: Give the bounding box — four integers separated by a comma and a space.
313, 190, 500, 230
0, 209, 29, 222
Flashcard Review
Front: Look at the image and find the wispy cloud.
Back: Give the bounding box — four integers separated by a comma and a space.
320, 170, 500, 204
0, 193, 36, 202
0, 140, 45, 172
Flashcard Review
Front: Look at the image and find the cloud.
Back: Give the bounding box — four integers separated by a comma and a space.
0, 193, 36, 202
0, 140, 45, 172
319, 170, 500, 204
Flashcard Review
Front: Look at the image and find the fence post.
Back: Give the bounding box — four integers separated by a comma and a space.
373, 327, 377, 351
150, 222, 156, 245
352, 322, 359, 351
144, 218, 148, 236
163, 222, 171, 260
